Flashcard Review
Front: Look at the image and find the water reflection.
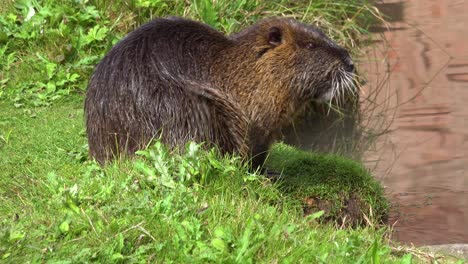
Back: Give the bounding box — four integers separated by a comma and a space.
362, 0, 468, 245
369, 1, 406, 33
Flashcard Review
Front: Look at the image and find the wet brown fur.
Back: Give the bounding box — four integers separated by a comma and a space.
85, 17, 354, 168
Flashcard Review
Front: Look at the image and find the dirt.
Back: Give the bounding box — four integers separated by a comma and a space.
302, 193, 382, 227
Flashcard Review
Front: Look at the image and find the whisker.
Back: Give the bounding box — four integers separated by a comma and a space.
326, 66, 359, 112
327, 72, 335, 115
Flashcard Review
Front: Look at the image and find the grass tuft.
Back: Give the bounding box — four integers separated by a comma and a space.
267, 143, 388, 226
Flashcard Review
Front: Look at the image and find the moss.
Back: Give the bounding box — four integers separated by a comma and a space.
267, 143, 389, 226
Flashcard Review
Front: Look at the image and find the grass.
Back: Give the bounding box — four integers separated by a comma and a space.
0, 0, 458, 263
0, 97, 460, 262
0, 95, 400, 262
0, 0, 378, 107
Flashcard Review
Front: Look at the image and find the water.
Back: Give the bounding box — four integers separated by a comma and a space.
362, 0, 468, 245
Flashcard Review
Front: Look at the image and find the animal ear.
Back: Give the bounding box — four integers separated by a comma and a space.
268, 26, 282, 46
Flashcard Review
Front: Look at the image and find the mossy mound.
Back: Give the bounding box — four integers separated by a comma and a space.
266, 143, 389, 226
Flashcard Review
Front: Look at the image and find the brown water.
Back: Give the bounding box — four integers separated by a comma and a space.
362, 0, 468, 245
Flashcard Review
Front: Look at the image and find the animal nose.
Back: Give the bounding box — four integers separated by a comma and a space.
337, 47, 354, 72
346, 60, 355, 73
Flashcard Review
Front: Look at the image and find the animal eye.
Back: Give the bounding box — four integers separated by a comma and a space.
306, 43, 315, 50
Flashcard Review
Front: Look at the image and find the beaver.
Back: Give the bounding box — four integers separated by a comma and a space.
85, 16, 355, 169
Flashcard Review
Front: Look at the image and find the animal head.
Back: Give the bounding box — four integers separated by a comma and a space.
238, 18, 356, 105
